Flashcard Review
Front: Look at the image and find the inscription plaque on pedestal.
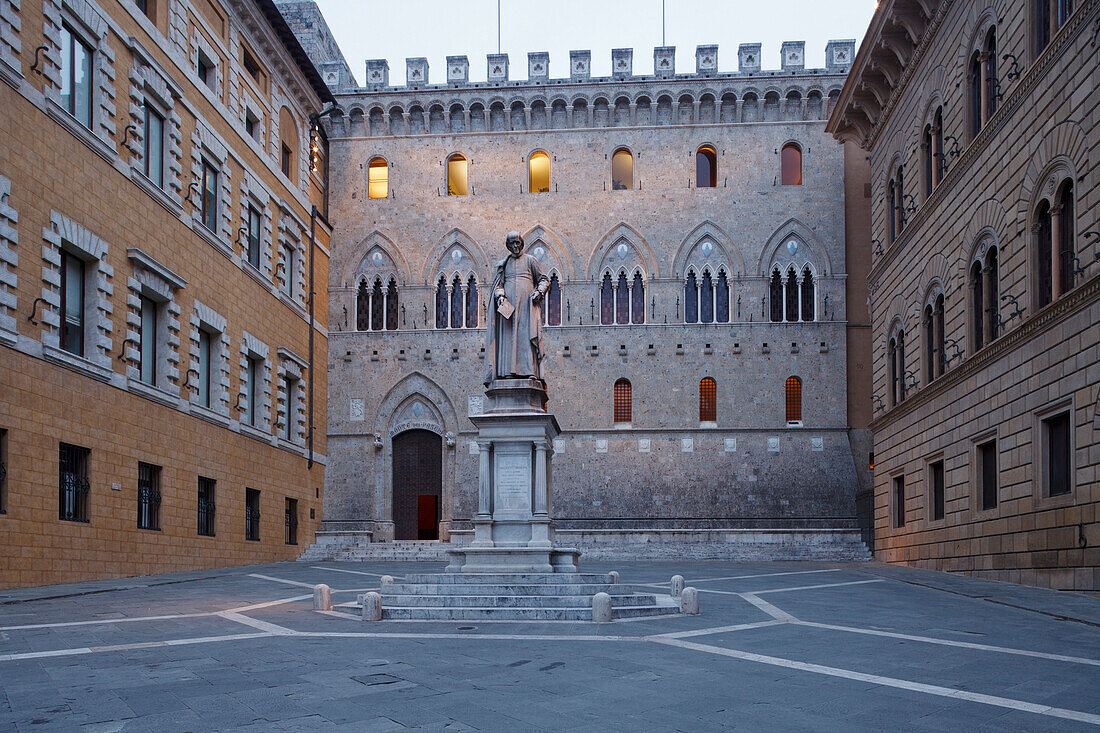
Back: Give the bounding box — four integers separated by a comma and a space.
495, 453, 532, 513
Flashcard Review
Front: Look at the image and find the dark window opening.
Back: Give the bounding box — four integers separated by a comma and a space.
285, 497, 298, 545
198, 476, 215, 536
137, 461, 161, 530
59, 443, 90, 523
894, 475, 905, 527
930, 459, 945, 521
696, 145, 717, 188
245, 488, 261, 541
1045, 412, 1071, 497
143, 104, 164, 188
201, 160, 218, 233
979, 440, 998, 510
242, 48, 261, 81
281, 143, 293, 177
247, 206, 261, 269
60, 250, 85, 357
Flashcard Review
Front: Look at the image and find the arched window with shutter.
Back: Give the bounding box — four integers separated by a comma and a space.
528, 150, 550, 193
450, 274, 463, 329
800, 267, 814, 321
696, 145, 717, 188
785, 376, 802, 424
615, 272, 629, 324
465, 275, 478, 329
781, 143, 802, 185
545, 274, 562, 326
356, 280, 370, 331
435, 275, 448, 328
600, 273, 614, 325
716, 271, 730, 323
631, 272, 645, 324
611, 148, 633, 190
370, 278, 384, 330
385, 278, 399, 330
699, 377, 716, 423
447, 153, 468, 196
685, 271, 698, 323
368, 157, 388, 199
770, 269, 783, 322
613, 378, 632, 424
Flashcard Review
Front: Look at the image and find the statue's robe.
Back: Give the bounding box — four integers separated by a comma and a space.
483, 253, 548, 385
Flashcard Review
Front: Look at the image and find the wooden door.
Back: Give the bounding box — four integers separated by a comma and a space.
392, 429, 442, 540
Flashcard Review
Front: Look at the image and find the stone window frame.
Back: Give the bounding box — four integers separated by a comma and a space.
126, 43, 185, 210
0, 0, 21, 83
1026, 160, 1077, 314
275, 347, 308, 450
599, 264, 647, 325
238, 173, 274, 281
966, 233, 999, 353
921, 279, 946, 385
445, 151, 470, 196
969, 427, 1000, 519
886, 317, 908, 407
41, 0, 117, 161
238, 330, 272, 438
961, 13, 998, 143
432, 244, 481, 330
526, 148, 551, 193
240, 86, 266, 147
0, 173, 18, 345
924, 450, 947, 527
124, 249, 185, 404
765, 234, 820, 324
40, 209, 114, 382
918, 101, 945, 200
1032, 396, 1077, 510
889, 468, 907, 529
683, 264, 731, 324
188, 121, 233, 255
276, 202, 307, 310
187, 299, 231, 424
189, 25, 223, 101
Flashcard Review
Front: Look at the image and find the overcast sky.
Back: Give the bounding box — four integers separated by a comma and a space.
311, 0, 877, 85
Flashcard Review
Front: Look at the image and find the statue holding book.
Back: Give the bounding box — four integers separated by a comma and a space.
483, 231, 550, 386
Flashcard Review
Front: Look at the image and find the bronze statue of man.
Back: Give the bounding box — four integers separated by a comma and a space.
483, 231, 550, 385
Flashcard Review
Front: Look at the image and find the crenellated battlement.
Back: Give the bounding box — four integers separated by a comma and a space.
359, 42, 856, 91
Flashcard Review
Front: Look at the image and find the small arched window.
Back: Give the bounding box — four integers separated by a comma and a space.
922, 123, 934, 198
631, 272, 645, 324
769, 269, 783, 322
696, 145, 717, 188
600, 273, 614, 325
465, 275, 478, 329
685, 271, 698, 323
528, 151, 550, 193
924, 296, 946, 383
700, 271, 714, 323
368, 157, 388, 199
971, 262, 985, 351
699, 377, 717, 423
785, 376, 802, 424
1035, 199, 1054, 308
370, 278, 384, 331
1057, 181, 1075, 297
887, 178, 898, 244
613, 378, 632, 424
449, 274, 463, 328
447, 153, 468, 196
785, 268, 798, 322
716, 271, 730, 323
888, 335, 899, 407
781, 143, 802, 185
800, 267, 815, 322
356, 280, 370, 331
435, 275, 449, 328
544, 274, 562, 326
615, 272, 629, 324
385, 278, 399, 330
611, 148, 633, 190
985, 247, 999, 341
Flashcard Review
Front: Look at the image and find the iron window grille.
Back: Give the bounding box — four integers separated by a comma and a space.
197, 476, 216, 536
0, 428, 7, 514
137, 462, 161, 530
59, 443, 90, 522
613, 379, 632, 423
245, 488, 260, 540
285, 498, 298, 545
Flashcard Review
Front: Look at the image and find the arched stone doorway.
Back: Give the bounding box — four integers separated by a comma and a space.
391, 429, 442, 539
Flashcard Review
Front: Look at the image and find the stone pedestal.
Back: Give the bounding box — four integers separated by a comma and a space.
446, 378, 580, 574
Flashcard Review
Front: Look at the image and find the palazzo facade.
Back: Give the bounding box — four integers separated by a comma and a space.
830, 0, 1099, 590
292, 24, 875, 553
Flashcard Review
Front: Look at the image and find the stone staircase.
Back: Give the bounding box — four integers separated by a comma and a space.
359, 572, 681, 621
298, 537, 448, 562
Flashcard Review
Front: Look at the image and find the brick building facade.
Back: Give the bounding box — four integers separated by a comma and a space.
830, 0, 1099, 590
0, 0, 333, 588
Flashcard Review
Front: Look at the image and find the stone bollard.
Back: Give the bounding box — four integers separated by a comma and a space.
361, 591, 383, 622
681, 587, 700, 615
670, 574, 685, 598
607, 571, 619, 584
592, 592, 612, 623
380, 575, 394, 586
313, 584, 331, 611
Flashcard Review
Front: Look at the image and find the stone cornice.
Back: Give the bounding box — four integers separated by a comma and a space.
868, 0, 1099, 284
868, 273, 1100, 431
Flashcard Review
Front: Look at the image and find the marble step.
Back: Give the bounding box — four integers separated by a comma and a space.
400, 573, 614, 585
381, 593, 659, 608
378, 604, 673, 621
383, 583, 639, 596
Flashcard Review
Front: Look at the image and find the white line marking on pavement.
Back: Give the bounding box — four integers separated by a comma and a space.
650, 637, 1100, 726
795, 621, 1100, 667
218, 611, 297, 636
752, 579, 884, 594
740, 593, 798, 621
652, 620, 788, 639
681, 569, 844, 584
228, 594, 313, 612
310, 566, 405, 579
248, 573, 318, 588
0, 633, 271, 662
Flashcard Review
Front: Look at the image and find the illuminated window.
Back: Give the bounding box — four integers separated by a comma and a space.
785, 376, 802, 424
699, 377, 716, 423
696, 146, 717, 188
613, 379, 632, 423
447, 154, 468, 196
528, 151, 550, 193
368, 157, 388, 199
781, 143, 802, 185
611, 148, 633, 190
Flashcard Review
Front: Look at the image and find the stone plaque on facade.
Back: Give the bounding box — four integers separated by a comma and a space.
811, 436, 824, 452
350, 398, 364, 421
724, 437, 737, 453
596, 439, 608, 453
638, 438, 651, 453
681, 437, 694, 453
468, 394, 483, 416
768, 436, 780, 452
468, 440, 479, 455
494, 453, 531, 513
553, 438, 565, 454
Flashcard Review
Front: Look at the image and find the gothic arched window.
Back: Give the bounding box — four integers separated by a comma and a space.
356, 280, 370, 331
385, 278, 399, 330
600, 273, 614, 325
696, 145, 717, 188
371, 278, 384, 330
685, 271, 698, 323
700, 271, 714, 323
800, 267, 814, 322
716, 271, 730, 323
699, 377, 717, 423
435, 275, 448, 328
785, 376, 802, 424
781, 143, 802, 185
631, 272, 645, 324
785, 268, 798, 322
545, 274, 561, 326
611, 148, 633, 190
615, 272, 629, 324
465, 276, 478, 328
770, 269, 783, 322
614, 378, 632, 423
450, 274, 463, 328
